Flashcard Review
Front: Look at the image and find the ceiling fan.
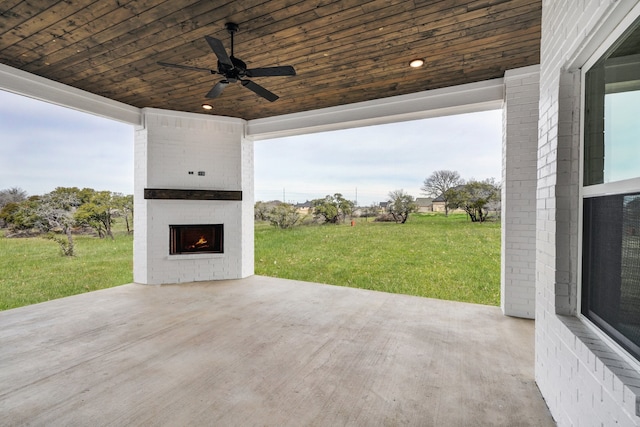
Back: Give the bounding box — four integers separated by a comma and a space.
158, 22, 296, 102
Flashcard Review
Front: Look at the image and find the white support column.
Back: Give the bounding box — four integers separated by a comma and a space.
501, 65, 540, 319
133, 108, 253, 285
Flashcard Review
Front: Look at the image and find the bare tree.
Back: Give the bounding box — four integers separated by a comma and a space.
0, 187, 28, 208
421, 170, 463, 216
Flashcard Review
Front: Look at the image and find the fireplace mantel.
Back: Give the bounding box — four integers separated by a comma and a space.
144, 188, 242, 201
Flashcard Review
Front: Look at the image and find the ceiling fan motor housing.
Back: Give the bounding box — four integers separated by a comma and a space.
219, 56, 248, 82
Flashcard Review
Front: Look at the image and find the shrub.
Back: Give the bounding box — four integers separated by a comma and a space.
374, 213, 396, 222
267, 203, 300, 229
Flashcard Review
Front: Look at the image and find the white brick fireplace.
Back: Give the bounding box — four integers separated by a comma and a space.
133, 108, 254, 285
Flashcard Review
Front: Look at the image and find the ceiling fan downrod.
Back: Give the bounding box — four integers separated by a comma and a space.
225, 22, 239, 57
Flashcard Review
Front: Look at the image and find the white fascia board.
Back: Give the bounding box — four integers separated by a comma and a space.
504, 64, 540, 81
247, 77, 505, 141
0, 63, 141, 125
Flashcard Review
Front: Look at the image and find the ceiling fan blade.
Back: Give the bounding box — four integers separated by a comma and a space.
205, 36, 233, 67
246, 65, 296, 77
205, 81, 229, 99
241, 80, 279, 102
157, 62, 216, 74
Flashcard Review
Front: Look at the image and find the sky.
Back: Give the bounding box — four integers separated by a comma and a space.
0, 90, 134, 196
604, 90, 640, 183
0, 89, 502, 205
255, 110, 502, 205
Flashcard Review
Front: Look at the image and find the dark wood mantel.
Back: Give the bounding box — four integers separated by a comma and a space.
144, 189, 242, 201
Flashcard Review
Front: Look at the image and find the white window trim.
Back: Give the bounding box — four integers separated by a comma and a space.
578, 4, 640, 372
583, 177, 640, 198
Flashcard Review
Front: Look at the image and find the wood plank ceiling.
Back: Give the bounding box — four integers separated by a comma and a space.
0, 0, 541, 121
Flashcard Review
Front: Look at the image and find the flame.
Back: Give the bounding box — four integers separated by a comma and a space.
187, 235, 209, 250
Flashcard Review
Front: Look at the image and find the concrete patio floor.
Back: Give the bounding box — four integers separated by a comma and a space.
0, 275, 554, 426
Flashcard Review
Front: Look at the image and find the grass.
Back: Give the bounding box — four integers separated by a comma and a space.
0, 213, 501, 311
0, 229, 133, 310
255, 213, 501, 306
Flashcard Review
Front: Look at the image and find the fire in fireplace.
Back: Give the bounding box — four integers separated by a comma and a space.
170, 224, 223, 255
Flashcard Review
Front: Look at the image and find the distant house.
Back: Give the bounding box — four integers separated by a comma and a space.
414, 197, 433, 213
294, 200, 313, 215
431, 193, 447, 213
432, 186, 466, 213
432, 185, 501, 215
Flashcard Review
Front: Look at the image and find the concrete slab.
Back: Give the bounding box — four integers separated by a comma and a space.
0, 276, 554, 426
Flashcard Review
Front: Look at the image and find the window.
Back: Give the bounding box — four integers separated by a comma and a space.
582, 18, 640, 360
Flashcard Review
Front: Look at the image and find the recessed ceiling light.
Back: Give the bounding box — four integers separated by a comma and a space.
202, 103, 213, 110
409, 59, 425, 68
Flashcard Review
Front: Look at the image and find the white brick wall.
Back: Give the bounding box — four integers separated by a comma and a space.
536, 1, 640, 425
240, 137, 255, 278
501, 65, 540, 319
134, 108, 253, 284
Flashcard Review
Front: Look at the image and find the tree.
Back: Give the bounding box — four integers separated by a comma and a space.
267, 203, 300, 229
254, 201, 271, 221
0, 197, 40, 230
447, 179, 500, 222
0, 188, 29, 228
421, 170, 463, 216
74, 190, 119, 239
34, 188, 82, 256
387, 190, 418, 224
311, 193, 354, 224
0, 187, 28, 208
115, 194, 134, 234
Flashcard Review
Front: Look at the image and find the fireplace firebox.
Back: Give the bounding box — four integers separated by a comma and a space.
170, 224, 223, 255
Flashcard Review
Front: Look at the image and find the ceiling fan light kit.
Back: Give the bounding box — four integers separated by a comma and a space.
158, 22, 296, 103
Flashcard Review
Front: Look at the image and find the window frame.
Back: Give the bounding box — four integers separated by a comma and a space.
579, 9, 640, 369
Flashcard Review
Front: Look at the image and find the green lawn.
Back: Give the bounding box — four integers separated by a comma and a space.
0, 230, 133, 310
256, 213, 501, 305
0, 213, 501, 311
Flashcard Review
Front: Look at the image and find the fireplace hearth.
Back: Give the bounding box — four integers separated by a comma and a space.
170, 224, 223, 255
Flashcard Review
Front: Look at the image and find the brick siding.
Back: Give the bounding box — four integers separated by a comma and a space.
501, 65, 540, 318
536, 1, 640, 425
